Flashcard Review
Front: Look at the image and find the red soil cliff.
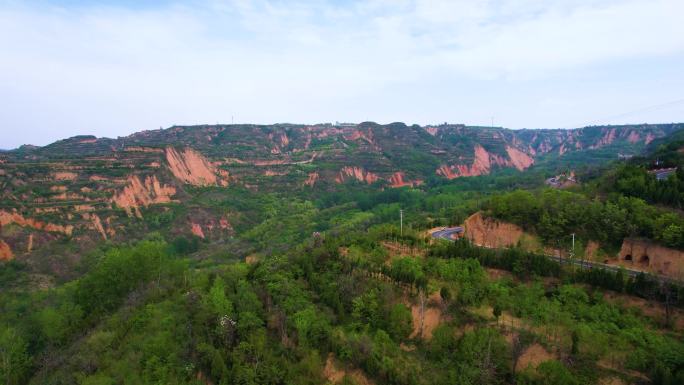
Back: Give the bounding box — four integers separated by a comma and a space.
111, 175, 177, 218
165, 147, 219, 186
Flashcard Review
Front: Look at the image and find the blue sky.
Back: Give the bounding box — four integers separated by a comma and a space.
1, 0, 684, 148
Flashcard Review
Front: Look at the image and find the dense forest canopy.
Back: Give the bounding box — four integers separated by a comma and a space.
485, 189, 684, 250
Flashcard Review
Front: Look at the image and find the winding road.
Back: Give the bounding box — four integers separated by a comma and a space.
431, 226, 464, 241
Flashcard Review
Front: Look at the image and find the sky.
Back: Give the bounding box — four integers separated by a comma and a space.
1, 0, 684, 149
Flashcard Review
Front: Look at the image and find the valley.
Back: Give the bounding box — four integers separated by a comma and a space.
1, 122, 683, 385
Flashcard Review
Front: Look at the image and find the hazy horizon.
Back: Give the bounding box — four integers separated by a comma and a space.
2, 0, 684, 149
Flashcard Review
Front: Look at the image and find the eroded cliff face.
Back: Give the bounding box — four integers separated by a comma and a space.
388, 172, 423, 188
0, 240, 13, 261
627, 131, 640, 144
335, 166, 380, 184
81, 212, 108, 240
0, 210, 74, 235
165, 147, 219, 186
304, 172, 319, 187
436, 145, 534, 179
344, 128, 378, 149
464, 212, 525, 248
590, 128, 617, 149
617, 238, 684, 277
188, 212, 233, 240
505, 146, 534, 171
191, 223, 205, 239
111, 175, 177, 218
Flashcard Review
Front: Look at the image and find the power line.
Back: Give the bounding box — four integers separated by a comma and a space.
578, 97, 684, 127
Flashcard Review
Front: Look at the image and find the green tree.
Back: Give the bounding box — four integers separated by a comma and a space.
0, 326, 30, 385
440, 286, 451, 304
36, 301, 83, 346
387, 304, 413, 341
535, 360, 578, 385
293, 306, 330, 348
207, 277, 233, 318
492, 303, 502, 324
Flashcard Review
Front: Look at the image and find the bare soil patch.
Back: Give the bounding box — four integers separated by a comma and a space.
486, 268, 512, 280
599, 377, 626, 385
410, 292, 443, 340
324, 354, 374, 385
516, 343, 554, 372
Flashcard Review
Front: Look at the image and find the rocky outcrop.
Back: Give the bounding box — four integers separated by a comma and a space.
191, 223, 205, 239
425, 126, 440, 136
82, 212, 107, 240
188, 215, 232, 240
505, 146, 534, 171
618, 238, 684, 277
437, 145, 534, 179
627, 131, 640, 144
0, 240, 13, 261
388, 172, 423, 188
165, 147, 218, 186
436, 164, 459, 179
590, 128, 617, 149
111, 175, 177, 218
464, 212, 524, 248
335, 166, 380, 184
345, 128, 377, 148
304, 172, 319, 187
0, 210, 74, 235
279, 133, 289, 147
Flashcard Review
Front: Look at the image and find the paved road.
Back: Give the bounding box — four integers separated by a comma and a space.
431, 226, 464, 241
431, 228, 680, 284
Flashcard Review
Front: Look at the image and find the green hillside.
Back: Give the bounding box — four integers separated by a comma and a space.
1, 123, 684, 385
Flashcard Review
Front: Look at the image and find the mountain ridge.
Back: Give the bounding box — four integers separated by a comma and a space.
0, 122, 681, 269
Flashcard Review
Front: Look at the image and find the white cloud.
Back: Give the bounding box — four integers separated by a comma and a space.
445, 0, 684, 77
0, 0, 683, 148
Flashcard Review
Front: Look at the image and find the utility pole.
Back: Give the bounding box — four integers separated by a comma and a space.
400, 209, 404, 237
571, 233, 575, 258
571, 233, 577, 271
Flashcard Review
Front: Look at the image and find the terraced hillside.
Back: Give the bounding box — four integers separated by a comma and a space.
0, 122, 680, 266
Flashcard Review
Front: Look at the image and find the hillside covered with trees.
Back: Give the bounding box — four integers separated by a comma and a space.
1, 124, 684, 385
